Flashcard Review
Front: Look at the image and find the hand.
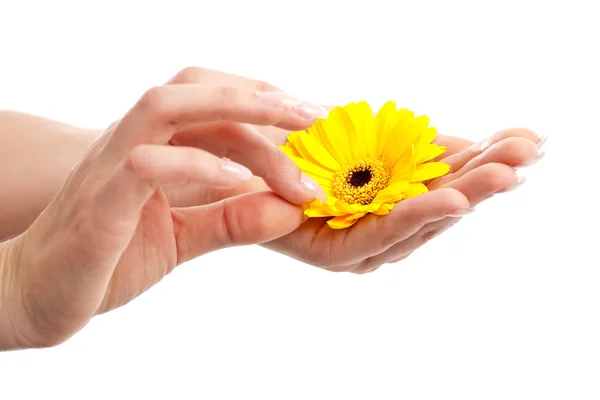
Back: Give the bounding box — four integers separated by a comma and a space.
266, 128, 544, 273
158, 67, 545, 274
0, 76, 327, 349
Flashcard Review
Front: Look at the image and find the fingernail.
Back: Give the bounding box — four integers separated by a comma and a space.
219, 158, 253, 180
300, 174, 328, 202
537, 135, 547, 150
516, 149, 545, 168
499, 175, 526, 193
293, 101, 330, 119
479, 137, 495, 152
445, 207, 476, 217
255, 91, 301, 107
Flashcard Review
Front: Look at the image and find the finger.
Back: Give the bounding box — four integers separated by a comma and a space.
165, 67, 317, 132
432, 135, 474, 159
89, 145, 256, 246
441, 162, 523, 206
428, 136, 540, 190
438, 128, 543, 173
171, 191, 304, 263
122, 145, 254, 187
367, 216, 465, 269
103, 84, 327, 159
368, 164, 522, 268
165, 66, 280, 91
269, 188, 470, 269
170, 122, 327, 205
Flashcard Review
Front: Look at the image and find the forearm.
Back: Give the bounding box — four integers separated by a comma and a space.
0, 111, 99, 241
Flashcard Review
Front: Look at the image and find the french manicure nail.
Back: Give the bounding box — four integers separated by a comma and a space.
300, 174, 328, 202
479, 137, 495, 152
537, 135, 547, 150
293, 101, 330, 119
219, 158, 253, 180
516, 150, 545, 168
445, 207, 476, 217
255, 91, 301, 107
499, 175, 526, 193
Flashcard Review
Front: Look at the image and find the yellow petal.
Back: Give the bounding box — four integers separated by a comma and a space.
309, 108, 354, 165
415, 126, 438, 149
405, 183, 429, 198
282, 141, 301, 155
373, 181, 409, 204
280, 144, 301, 158
327, 212, 367, 229
414, 144, 447, 164
389, 144, 416, 182
382, 113, 428, 167
372, 203, 395, 215
410, 162, 451, 182
287, 131, 341, 171
305, 204, 346, 217
343, 101, 375, 159
332, 199, 364, 214
374, 101, 401, 158
285, 155, 334, 181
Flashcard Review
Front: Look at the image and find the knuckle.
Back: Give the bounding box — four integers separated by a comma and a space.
176, 66, 206, 83
218, 86, 242, 102
221, 199, 245, 245
215, 87, 245, 120
125, 146, 146, 175
254, 80, 278, 92
380, 232, 402, 248
137, 86, 171, 118
353, 261, 380, 274
479, 163, 517, 187
419, 227, 443, 244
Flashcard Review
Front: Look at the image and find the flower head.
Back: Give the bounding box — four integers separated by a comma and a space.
280, 101, 450, 229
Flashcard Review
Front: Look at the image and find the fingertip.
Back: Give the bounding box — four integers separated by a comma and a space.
432, 187, 471, 211
482, 137, 539, 168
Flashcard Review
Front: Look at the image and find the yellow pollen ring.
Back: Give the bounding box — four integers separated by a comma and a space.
332, 158, 390, 205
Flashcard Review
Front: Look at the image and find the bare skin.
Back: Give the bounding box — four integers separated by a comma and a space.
0, 67, 544, 350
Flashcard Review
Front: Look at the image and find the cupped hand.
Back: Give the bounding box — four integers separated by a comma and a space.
266, 128, 544, 273
0, 74, 328, 349
161, 67, 545, 274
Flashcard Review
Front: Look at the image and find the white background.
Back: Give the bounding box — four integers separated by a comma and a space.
1, 0, 599, 399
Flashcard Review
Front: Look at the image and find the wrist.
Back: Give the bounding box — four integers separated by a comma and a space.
0, 111, 101, 241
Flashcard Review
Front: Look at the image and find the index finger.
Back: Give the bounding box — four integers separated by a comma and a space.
164, 67, 313, 132
102, 84, 328, 160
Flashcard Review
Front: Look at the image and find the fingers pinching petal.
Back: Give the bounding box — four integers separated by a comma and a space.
170, 122, 328, 205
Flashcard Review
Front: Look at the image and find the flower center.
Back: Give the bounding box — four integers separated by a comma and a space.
332, 158, 390, 205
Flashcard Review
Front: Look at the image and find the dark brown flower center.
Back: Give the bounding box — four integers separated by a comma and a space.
348, 168, 372, 188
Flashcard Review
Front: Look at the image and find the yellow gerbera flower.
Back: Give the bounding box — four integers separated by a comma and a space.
280, 101, 451, 229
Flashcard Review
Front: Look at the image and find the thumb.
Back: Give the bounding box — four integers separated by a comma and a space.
172, 191, 304, 264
